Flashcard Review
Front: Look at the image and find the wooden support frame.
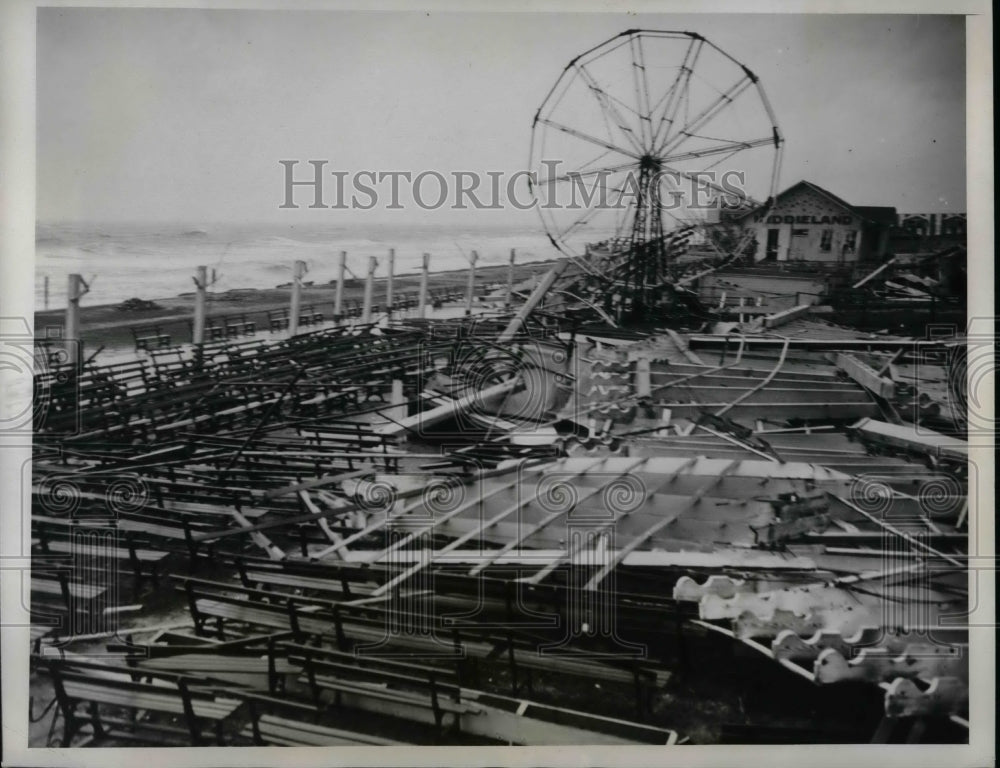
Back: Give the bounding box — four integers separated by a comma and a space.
583, 459, 742, 591
372, 457, 615, 595
467, 458, 646, 579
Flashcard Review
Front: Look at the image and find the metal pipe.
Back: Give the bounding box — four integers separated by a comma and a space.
507, 248, 516, 307
362, 256, 376, 324
334, 250, 346, 318
386, 248, 395, 316
192, 266, 207, 345
465, 250, 478, 315
417, 253, 430, 319
65, 274, 84, 365
289, 260, 306, 336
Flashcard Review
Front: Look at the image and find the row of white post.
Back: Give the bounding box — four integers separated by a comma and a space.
64, 248, 520, 363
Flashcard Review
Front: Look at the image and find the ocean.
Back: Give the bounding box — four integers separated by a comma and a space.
34, 221, 556, 310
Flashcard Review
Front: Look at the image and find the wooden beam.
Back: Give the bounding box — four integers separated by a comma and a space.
687, 335, 950, 352
584, 459, 742, 590
523, 458, 653, 584
714, 338, 789, 417
310, 462, 541, 561
836, 354, 896, 399
374, 378, 520, 437
466, 457, 636, 578
852, 255, 897, 289
852, 418, 968, 461
371, 457, 612, 595
497, 260, 569, 342
831, 494, 965, 568
762, 304, 811, 329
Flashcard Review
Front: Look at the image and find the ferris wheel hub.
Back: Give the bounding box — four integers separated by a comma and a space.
639, 155, 662, 172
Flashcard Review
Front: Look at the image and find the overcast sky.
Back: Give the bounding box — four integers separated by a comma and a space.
37, 9, 966, 224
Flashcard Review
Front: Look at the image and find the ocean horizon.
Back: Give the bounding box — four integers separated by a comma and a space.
35, 220, 558, 311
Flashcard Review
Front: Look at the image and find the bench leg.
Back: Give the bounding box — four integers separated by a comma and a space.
60, 708, 80, 747
49, 666, 82, 747
87, 701, 107, 742
183, 522, 200, 570
176, 678, 203, 746
184, 582, 204, 636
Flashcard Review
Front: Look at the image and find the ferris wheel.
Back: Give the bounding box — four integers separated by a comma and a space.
529, 29, 783, 319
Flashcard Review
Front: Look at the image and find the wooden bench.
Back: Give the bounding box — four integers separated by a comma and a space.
180, 579, 333, 640
223, 314, 256, 337
131, 325, 172, 352
30, 572, 108, 615
35, 529, 169, 596
285, 642, 472, 736
242, 713, 405, 746
300, 305, 324, 327
205, 319, 226, 341
220, 560, 667, 709
30, 623, 56, 654
236, 561, 377, 601
131, 651, 298, 692
267, 309, 290, 332
45, 659, 245, 746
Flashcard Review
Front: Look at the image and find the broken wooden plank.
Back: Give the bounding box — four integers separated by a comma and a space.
374, 378, 520, 437
851, 418, 968, 462
763, 304, 811, 329
836, 354, 897, 399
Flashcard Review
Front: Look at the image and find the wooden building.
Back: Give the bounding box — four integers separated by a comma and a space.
734, 180, 896, 264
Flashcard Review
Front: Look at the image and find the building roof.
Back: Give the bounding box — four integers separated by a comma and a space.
855, 206, 898, 227
734, 180, 896, 226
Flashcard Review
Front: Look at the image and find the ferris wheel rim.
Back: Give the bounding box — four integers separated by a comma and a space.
529, 28, 784, 262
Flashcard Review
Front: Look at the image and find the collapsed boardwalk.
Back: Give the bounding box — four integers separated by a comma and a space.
29, 302, 970, 746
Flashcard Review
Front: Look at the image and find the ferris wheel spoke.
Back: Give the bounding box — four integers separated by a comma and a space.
536, 118, 642, 160
664, 165, 760, 208
657, 75, 753, 157
629, 34, 655, 149
658, 136, 775, 165
537, 160, 639, 190
578, 67, 651, 124
551, 202, 604, 242
651, 38, 703, 154
575, 65, 646, 156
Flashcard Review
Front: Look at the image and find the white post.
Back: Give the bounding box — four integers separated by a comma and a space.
418, 253, 430, 319
289, 260, 306, 336
635, 358, 651, 398
362, 255, 376, 324
507, 248, 516, 307
386, 378, 407, 425
44, 275, 49, 310
465, 250, 478, 315
386, 248, 395, 316
193, 266, 207, 345
334, 250, 346, 318
65, 274, 85, 365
